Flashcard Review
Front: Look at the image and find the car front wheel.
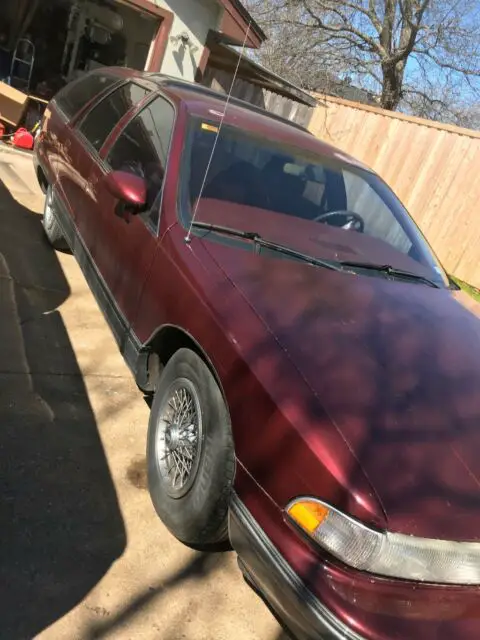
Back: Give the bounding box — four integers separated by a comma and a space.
147, 348, 235, 548
43, 186, 66, 249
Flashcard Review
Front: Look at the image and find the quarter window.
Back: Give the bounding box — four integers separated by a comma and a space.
106, 96, 175, 229
78, 83, 149, 152
54, 72, 118, 120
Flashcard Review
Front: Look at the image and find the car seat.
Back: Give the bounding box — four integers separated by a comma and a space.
204, 161, 268, 209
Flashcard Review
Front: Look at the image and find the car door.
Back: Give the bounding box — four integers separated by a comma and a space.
87, 94, 176, 345
70, 82, 150, 257
46, 72, 119, 218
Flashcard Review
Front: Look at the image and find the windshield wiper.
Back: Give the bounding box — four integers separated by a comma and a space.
190, 221, 342, 272
190, 223, 440, 286
189, 221, 261, 242
339, 260, 441, 288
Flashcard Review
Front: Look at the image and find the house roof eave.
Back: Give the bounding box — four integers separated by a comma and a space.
216, 0, 266, 49
205, 34, 317, 107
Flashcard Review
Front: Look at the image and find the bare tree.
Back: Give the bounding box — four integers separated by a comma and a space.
245, 0, 480, 118
245, 0, 353, 92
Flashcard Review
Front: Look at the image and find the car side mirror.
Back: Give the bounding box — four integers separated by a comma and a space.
104, 170, 147, 220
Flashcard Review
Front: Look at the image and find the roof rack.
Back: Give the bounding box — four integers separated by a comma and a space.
147, 73, 311, 134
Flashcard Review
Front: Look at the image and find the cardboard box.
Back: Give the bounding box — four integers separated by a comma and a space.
0, 81, 29, 126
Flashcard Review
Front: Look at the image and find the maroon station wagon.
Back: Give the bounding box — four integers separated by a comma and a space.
34, 67, 480, 639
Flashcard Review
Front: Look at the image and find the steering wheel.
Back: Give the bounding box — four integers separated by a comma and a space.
313, 210, 365, 232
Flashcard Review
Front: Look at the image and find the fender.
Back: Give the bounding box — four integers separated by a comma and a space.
136, 323, 227, 403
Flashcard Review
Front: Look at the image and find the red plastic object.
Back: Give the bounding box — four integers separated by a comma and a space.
13, 127, 34, 150
0, 122, 5, 138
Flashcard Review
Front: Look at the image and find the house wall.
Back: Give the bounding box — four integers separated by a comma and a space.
151, 0, 221, 81
309, 95, 480, 287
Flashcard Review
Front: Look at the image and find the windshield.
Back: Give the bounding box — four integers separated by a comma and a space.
184, 118, 448, 287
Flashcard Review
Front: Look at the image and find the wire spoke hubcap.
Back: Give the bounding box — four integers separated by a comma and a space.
44, 190, 53, 225
155, 379, 203, 498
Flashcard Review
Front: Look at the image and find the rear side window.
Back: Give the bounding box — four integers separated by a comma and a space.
78, 83, 149, 153
54, 73, 117, 120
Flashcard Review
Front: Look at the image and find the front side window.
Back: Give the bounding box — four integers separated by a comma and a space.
78, 83, 149, 152
186, 119, 447, 286
106, 95, 175, 229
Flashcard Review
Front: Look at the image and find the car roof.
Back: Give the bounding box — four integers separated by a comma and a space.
144, 73, 370, 172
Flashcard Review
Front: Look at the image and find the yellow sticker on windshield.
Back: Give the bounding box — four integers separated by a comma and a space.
201, 123, 219, 133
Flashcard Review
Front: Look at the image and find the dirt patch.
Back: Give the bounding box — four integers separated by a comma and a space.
126, 456, 148, 490
84, 604, 110, 618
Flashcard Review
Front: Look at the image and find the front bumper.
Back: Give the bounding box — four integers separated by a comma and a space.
229, 495, 364, 640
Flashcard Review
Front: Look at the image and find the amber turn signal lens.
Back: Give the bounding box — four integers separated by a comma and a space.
287, 500, 329, 533
287, 497, 480, 585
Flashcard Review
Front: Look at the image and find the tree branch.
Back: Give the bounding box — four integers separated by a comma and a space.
301, 1, 385, 55
414, 48, 480, 75
368, 0, 382, 33
403, 87, 450, 107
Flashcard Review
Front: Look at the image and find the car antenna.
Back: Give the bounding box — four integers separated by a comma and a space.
185, 22, 251, 244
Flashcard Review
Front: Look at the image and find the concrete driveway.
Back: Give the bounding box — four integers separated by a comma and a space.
0, 148, 285, 640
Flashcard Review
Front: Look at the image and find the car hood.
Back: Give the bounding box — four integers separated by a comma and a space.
200, 220, 480, 542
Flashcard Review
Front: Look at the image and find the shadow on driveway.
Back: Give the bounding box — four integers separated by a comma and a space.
0, 180, 126, 639
84, 549, 292, 640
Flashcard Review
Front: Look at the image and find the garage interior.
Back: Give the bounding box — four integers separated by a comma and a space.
1, 0, 161, 100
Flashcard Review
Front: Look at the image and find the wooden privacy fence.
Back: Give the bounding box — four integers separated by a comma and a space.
309, 95, 480, 287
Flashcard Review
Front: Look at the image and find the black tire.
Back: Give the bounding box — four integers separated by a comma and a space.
147, 348, 235, 548
43, 186, 66, 249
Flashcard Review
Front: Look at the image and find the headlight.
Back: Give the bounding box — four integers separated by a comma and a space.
286, 497, 480, 585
